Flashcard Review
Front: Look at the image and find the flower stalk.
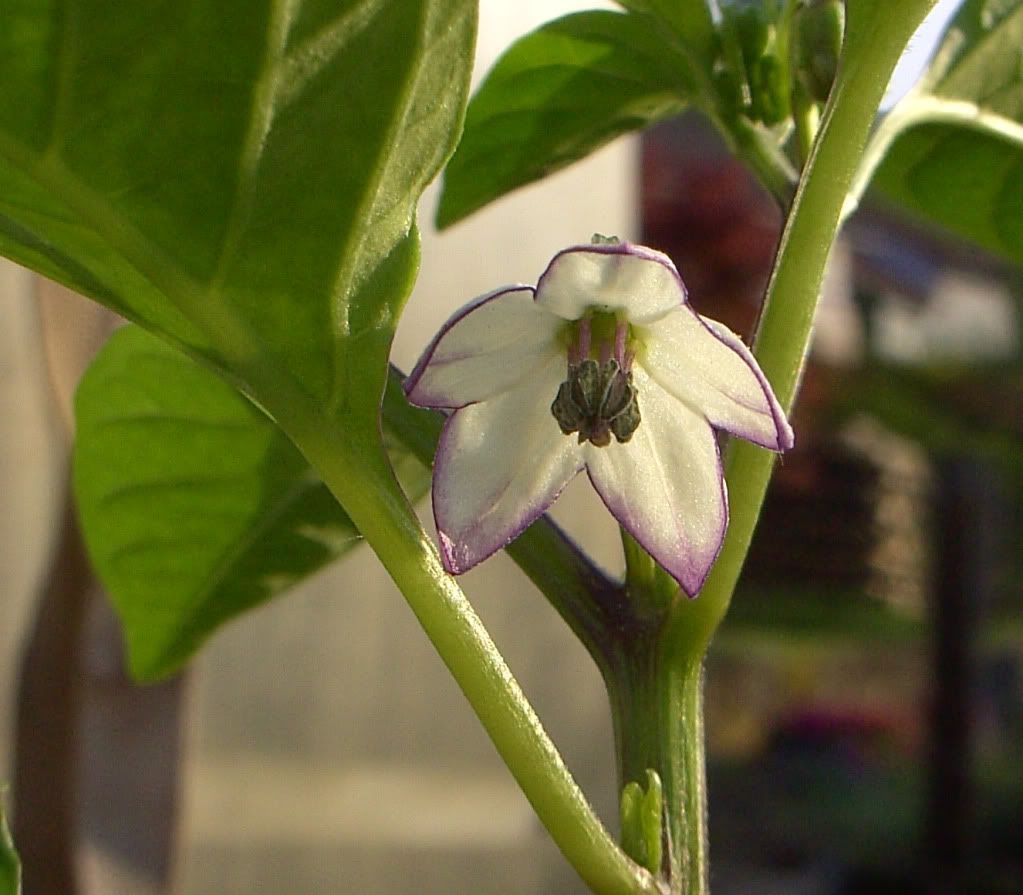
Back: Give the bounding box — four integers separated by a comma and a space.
674, 0, 941, 660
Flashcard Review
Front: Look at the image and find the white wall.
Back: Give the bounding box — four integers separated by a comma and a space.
0, 263, 62, 780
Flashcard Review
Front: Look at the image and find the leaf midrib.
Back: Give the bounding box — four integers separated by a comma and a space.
325, 0, 432, 415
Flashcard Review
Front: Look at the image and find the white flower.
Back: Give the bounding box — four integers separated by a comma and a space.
405, 241, 793, 596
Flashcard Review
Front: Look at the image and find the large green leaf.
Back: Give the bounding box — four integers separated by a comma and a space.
437, 10, 691, 228
0, 0, 475, 429
0, 793, 18, 895
866, 0, 1023, 263
74, 326, 431, 681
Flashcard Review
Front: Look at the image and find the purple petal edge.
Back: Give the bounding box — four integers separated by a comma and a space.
535, 242, 688, 312
585, 439, 729, 599
404, 284, 535, 409
699, 316, 795, 452
431, 410, 585, 575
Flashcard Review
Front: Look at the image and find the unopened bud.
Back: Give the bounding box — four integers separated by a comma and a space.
794, 0, 845, 104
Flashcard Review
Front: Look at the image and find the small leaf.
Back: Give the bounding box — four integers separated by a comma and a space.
437, 10, 691, 228
613, 769, 662, 875
620, 781, 646, 866
619, 769, 663, 876
73, 327, 430, 681
639, 769, 664, 876
0, 792, 20, 895
867, 0, 1023, 263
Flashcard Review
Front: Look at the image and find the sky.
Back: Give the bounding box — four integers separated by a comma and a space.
882, 0, 966, 108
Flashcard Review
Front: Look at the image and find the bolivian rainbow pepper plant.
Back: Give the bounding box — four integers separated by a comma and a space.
3, 0, 1020, 892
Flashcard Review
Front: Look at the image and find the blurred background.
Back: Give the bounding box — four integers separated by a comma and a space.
1, 1, 1020, 893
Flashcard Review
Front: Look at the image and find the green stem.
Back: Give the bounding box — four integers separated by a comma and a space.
668, 0, 940, 659
721, 113, 798, 208
607, 628, 707, 895
792, 89, 820, 168
268, 389, 661, 895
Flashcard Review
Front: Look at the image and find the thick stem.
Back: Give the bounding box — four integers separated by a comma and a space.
606, 7, 940, 890
608, 628, 707, 895
262, 384, 661, 895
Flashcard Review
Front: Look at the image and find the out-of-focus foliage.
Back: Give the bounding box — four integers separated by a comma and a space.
871, 0, 1023, 264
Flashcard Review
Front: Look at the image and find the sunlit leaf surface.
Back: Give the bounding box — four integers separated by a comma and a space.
74, 327, 431, 680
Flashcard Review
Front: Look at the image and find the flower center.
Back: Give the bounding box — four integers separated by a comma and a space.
551, 313, 641, 447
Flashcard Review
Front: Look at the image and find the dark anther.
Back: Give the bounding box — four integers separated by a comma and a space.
551, 358, 641, 447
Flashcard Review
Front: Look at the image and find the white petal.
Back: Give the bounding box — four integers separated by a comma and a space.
432, 355, 584, 574
639, 307, 794, 451
535, 244, 684, 324
585, 367, 727, 596
405, 286, 563, 409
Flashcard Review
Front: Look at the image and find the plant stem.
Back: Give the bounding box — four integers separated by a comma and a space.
607, 627, 707, 895
268, 388, 661, 895
721, 114, 798, 208
668, 0, 940, 660
601, 5, 941, 890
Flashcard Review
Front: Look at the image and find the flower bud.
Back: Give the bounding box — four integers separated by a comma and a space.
793, 0, 845, 104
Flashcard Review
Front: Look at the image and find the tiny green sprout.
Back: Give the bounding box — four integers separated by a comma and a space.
591, 233, 621, 245
620, 769, 664, 876
716, 0, 791, 125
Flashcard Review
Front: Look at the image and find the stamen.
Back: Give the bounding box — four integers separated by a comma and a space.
577, 317, 591, 363
551, 356, 642, 447
614, 319, 628, 366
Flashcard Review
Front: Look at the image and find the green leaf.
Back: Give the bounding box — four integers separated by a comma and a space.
0, 0, 475, 434
73, 326, 430, 681
613, 0, 717, 65
865, 0, 1023, 263
437, 10, 691, 228
838, 364, 1023, 491
0, 792, 19, 895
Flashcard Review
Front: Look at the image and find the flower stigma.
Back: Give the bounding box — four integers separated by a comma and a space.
552, 311, 640, 446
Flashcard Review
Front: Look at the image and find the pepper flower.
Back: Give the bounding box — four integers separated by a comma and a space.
405, 241, 793, 596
